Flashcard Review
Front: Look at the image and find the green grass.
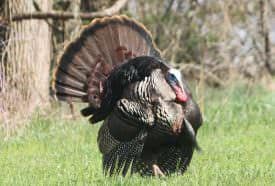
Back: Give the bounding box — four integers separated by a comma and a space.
0, 85, 274, 185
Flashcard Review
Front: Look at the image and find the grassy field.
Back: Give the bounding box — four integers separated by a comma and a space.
0, 84, 274, 186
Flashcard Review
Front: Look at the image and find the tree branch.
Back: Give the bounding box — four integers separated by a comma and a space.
12, 0, 128, 21
259, 0, 274, 75
180, 64, 225, 87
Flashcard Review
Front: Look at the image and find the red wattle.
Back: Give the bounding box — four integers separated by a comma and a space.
173, 86, 188, 102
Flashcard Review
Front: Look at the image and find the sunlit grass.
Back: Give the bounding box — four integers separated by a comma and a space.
0, 85, 274, 185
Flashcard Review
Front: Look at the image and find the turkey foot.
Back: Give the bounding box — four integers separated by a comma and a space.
152, 164, 165, 177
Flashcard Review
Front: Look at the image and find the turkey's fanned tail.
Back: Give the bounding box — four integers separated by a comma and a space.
52, 15, 161, 113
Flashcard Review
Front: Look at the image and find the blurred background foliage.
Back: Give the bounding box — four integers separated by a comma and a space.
50, 0, 275, 84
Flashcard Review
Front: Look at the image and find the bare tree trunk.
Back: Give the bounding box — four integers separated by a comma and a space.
127, 0, 138, 17
0, 0, 52, 135
65, 0, 81, 40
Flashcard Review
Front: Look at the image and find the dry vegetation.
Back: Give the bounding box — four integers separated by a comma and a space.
0, 0, 51, 136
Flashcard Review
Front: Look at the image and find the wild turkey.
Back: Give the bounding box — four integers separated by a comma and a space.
52, 15, 203, 176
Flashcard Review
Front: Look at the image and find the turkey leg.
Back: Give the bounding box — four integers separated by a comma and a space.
152, 164, 165, 177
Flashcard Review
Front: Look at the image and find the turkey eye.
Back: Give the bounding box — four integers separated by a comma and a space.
167, 73, 177, 82
93, 95, 97, 99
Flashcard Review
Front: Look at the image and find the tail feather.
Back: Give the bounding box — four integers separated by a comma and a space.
55, 84, 86, 97
56, 95, 87, 102
55, 70, 85, 90
77, 44, 97, 66
57, 64, 87, 83
53, 15, 161, 112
